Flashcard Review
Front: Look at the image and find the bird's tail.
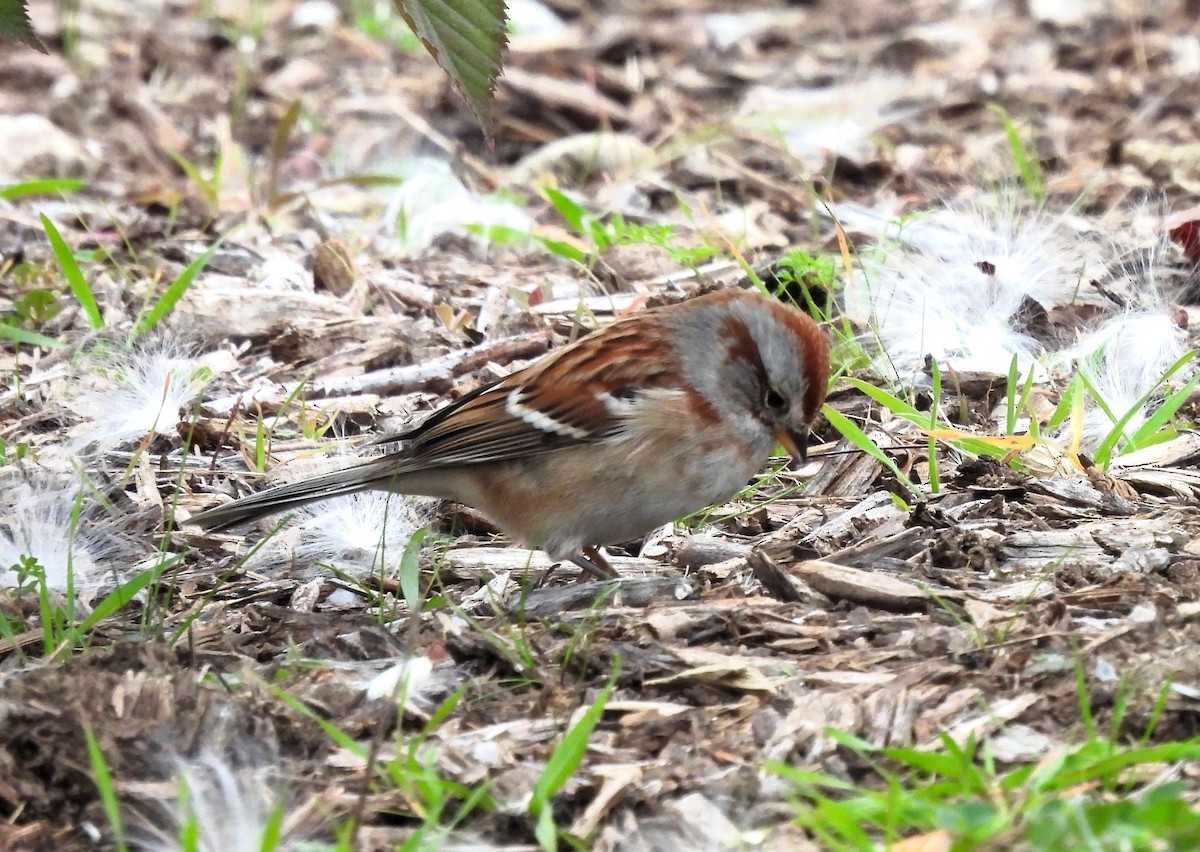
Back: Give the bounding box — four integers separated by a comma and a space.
187, 459, 396, 531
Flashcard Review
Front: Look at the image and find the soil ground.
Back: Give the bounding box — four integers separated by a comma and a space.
2, 0, 1200, 848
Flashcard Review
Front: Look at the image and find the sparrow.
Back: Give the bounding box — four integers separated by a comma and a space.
189, 288, 830, 579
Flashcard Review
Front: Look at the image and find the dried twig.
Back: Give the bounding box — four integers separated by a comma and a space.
202, 331, 553, 416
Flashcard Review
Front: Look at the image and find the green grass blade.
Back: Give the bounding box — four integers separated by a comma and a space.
990, 104, 1044, 202
928, 359, 941, 493
174, 774, 201, 852
822, 404, 911, 487
532, 234, 588, 264
0, 178, 85, 200
134, 238, 223, 336
1128, 355, 1200, 447
1017, 358, 1038, 432
530, 670, 617, 849
399, 527, 427, 613
258, 800, 285, 852
0, 611, 27, 663
0, 322, 65, 348
167, 150, 214, 202
1005, 354, 1019, 435
77, 557, 175, 633
1045, 373, 1083, 434
268, 683, 366, 756
1077, 370, 1125, 465
41, 213, 103, 328
544, 187, 586, 234
1057, 740, 1200, 789
1092, 350, 1199, 466
846, 376, 1015, 460
266, 373, 314, 448
85, 725, 129, 852
825, 726, 877, 754
844, 377, 922, 418
763, 761, 857, 791
532, 685, 612, 811
880, 747, 965, 781
1073, 654, 1097, 741
255, 415, 267, 472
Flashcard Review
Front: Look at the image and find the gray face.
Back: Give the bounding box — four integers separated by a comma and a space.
666, 291, 827, 463
764, 345, 809, 412
728, 294, 829, 461
743, 298, 810, 390
755, 326, 813, 459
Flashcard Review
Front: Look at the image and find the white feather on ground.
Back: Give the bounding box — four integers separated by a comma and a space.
231, 446, 435, 580
66, 340, 218, 453
1052, 234, 1193, 453
130, 752, 293, 852
842, 197, 1096, 381
1, 478, 107, 593
289, 489, 433, 578
0, 471, 166, 596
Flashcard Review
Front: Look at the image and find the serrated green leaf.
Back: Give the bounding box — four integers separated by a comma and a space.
0, 0, 43, 50
396, 0, 509, 135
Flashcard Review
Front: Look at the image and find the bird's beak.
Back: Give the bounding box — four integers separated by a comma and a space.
775, 425, 809, 467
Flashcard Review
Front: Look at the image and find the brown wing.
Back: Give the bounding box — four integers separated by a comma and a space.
382, 314, 679, 469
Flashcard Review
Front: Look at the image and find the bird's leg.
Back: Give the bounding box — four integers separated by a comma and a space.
570, 546, 620, 581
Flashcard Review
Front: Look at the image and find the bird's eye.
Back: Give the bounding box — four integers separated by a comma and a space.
764, 387, 787, 411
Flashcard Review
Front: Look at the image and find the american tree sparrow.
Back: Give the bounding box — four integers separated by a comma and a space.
190, 289, 830, 579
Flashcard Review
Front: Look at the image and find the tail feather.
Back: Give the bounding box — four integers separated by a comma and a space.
188, 462, 393, 531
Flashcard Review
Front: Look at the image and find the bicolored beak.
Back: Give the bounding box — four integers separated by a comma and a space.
775, 425, 810, 467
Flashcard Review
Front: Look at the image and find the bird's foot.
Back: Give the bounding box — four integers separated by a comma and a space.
569, 546, 620, 582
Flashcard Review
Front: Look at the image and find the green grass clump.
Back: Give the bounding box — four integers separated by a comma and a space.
770, 673, 1200, 851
